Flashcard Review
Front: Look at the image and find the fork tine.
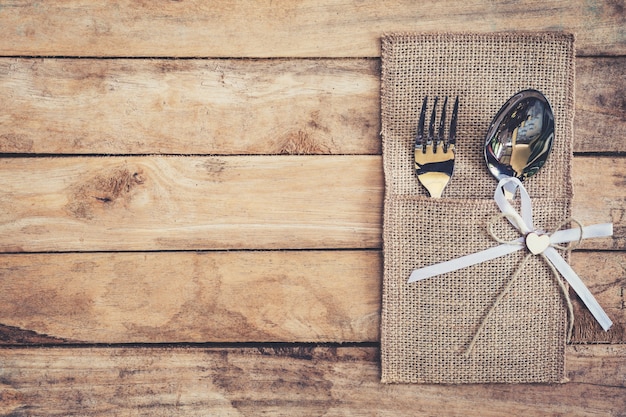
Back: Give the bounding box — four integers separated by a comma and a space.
428, 96, 439, 146
448, 96, 459, 147
436, 96, 448, 152
415, 96, 428, 150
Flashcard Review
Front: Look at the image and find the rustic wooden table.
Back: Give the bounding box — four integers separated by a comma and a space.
0, 1, 624, 415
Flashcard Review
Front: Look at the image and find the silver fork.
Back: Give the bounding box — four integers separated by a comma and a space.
414, 96, 459, 198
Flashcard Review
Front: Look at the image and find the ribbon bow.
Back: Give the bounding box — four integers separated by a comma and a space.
409, 177, 613, 336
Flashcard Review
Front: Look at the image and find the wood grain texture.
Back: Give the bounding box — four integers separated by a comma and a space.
570, 252, 626, 342
0, 251, 382, 344
0, 345, 624, 416
0, 2, 623, 415
1, 57, 624, 155
572, 157, 626, 250
0, 250, 621, 344
0, 58, 381, 155
575, 57, 626, 153
0, 156, 383, 252
0, 155, 623, 252
0, 1, 624, 57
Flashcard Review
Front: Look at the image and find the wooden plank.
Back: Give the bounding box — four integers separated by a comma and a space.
574, 57, 626, 152
570, 252, 626, 342
0, 156, 624, 252
0, 345, 624, 416
0, 1, 624, 57
572, 157, 626, 250
0, 58, 382, 155
1, 57, 624, 155
575, 57, 626, 153
0, 251, 382, 344
0, 250, 622, 344
0, 155, 384, 252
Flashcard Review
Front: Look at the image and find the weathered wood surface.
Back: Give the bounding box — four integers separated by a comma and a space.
0, 58, 382, 155
575, 57, 626, 154
0, 251, 622, 344
0, 156, 383, 252
571, 157, 626, 250
0, 251, 382, 344
0, 1, 624, 57
0, 156, 623, 252
1, 1, 624, 415
0, 345, 624, 417
1, 57, 624, 155
570, 252, 626, 343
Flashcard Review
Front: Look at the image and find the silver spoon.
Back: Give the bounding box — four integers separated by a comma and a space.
484, 89, 554, 198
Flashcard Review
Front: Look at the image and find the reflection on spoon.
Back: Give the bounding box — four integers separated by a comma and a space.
484, 89, 554, 198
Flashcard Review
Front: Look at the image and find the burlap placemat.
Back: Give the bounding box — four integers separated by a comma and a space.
381, 32, 575, 383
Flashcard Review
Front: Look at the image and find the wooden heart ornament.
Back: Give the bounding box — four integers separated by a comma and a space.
525, 232, 550, 255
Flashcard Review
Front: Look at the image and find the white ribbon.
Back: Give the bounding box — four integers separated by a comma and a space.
408, 177, 613, 331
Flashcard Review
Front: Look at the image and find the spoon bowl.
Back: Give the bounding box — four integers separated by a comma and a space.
484, 89, 554, 197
